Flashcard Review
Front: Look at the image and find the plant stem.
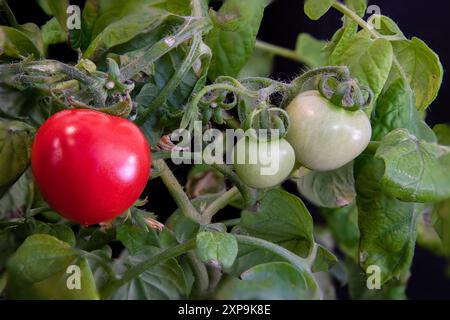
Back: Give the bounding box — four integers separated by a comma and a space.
235, 235, 312, 271
255, 40, 302, 63
202, 186, 240, 223
191, 0, 206, 17
82, 251, 117, 281
0, 0, 18, 27
221, 218, 241, 227
331, 1, 378, 37
364, 141, 381, 155
211, 164, 256, 209
153, 159, 202, 223
222, 110, 241, 129
100, 239, 196, 299
186, 252, 209, 294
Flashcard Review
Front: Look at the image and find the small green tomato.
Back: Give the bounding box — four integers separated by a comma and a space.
232, 136, 296, 189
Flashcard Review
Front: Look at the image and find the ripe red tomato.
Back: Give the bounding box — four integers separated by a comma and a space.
31, 109, 151, 226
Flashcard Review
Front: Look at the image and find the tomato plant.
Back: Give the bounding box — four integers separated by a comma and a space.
0, 0, 449, 302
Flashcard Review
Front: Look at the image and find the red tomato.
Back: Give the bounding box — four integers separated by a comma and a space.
31, 109, 151, 226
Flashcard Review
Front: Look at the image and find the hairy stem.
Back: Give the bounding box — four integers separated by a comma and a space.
364, 141, 381, 155
100, 239, 196, 299
255, 40, 303, 62
202, 186, 240, 223
235, 235, 312, 271
153, 159, 202, 222
186, 252, 209, 295
211, 164, 255, 209
191, 0, 206, 17
221, 218, 241, 227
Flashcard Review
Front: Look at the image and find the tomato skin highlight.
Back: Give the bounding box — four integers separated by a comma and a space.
286, 90, 371, 171
31, 109, 151, 226
232, 137, 296, 189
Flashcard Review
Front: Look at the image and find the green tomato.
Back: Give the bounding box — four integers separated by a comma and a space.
232, 137, 296, 189
285, 90, 371, 171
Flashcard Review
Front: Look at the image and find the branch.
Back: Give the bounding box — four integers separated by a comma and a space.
255, 40, 303, 62
153, 159, 202, 223
235, 235, 312, 272
202, 186, 240, 223
100, 239, 196, 299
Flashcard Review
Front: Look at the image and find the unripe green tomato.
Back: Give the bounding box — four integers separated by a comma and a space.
285, 90, 371, 171
232, 137, 296, 189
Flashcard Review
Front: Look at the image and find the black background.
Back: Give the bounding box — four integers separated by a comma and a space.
4, 0, 450, 300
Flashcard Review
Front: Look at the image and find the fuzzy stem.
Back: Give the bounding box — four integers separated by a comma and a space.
364, 141, 381, 155
211, 164, 255, 209
202, 186, 240, 223
255, 40, 303, 62
235, 235, 312, 271
186, 252, 209, 295
221, 218, 241, 227
153, 159, 202, 223
100, 239, 196, 299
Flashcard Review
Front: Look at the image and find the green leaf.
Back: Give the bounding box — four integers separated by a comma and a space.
166, 0, 191, 15
239, 189, 314, 258
37, 0, 69, 31
375, 128, 450, 202
238, 48, 274, 78
69, 0, 101, 50
0, 120, 34, 195
355, 155, 420, 284
0, 220, 76, 270
416, 206, 445, 256
0, 25, 43, 59
391, 37, 443, 111
434, 124, 450, 146
41, 18, 67, 47
304, 0, 333, 20
372, 76, 436, 142
296, 162, 356, 208
136, 49, 199, 145
116, 221, 160, 255
196, 231, 238, 269
330, 30, 393, 99
6, 234, 98, 299
83, 10, 168, 60
86, 247, 113, 291
111, 246, 188, 300
368, 15, 404, 38
320, 204, 360, 259
345, 0, 367, 16
432, 200, 450, 256
345, 258, 407, 300
216, 262, 319, 299
311, 245, 338, 273
295, 33, 327, 68
205, 0, 268, 79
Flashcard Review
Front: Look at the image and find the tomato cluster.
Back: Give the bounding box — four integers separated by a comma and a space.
233, 90, 371, 187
